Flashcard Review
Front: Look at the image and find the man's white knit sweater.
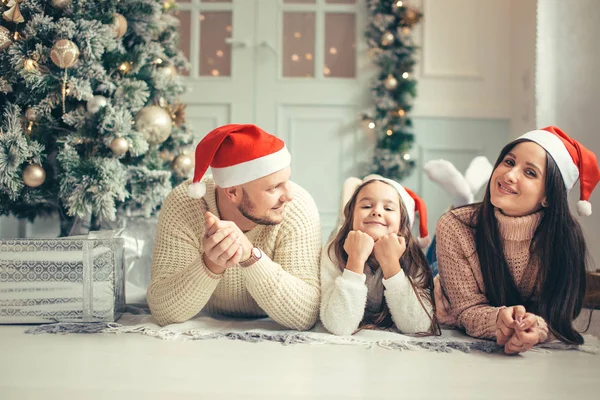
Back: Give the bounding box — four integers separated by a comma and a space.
320, 244, 434, 335
147, 177, 322, 330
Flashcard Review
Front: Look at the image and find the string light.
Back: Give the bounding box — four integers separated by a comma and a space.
403, 153, 411, 160
402, 72, 409, 79
23, 59, 37, 72
155, 58, 163, 64
398, 109, 405, 117
368, 122, 375, 129
291, 54, 299, 62
323, 66, 331, 76
329, 47, 337, 55
216, 50, 223, 57
211, 69, 219, 76
386, 129, 393, 136
305, 53, 313, 60
119, 62, 132, 73
13, 32, 19, 40
396, 1, 403, 7
294, 32, 301, 39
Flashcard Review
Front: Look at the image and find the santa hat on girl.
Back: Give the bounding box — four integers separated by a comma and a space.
187, 124, 291, 198
518, 126, 600, 216
342, 175, 431, 248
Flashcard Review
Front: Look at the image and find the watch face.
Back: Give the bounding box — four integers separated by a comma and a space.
252, 247, 262, 259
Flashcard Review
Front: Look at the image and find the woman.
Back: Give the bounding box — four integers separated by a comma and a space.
434, 126, 599, 354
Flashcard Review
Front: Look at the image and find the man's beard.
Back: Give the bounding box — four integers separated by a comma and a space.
238, 190, 283, 226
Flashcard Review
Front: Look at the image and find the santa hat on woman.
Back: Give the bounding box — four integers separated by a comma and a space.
518, 126, 600, 216
341, 175, 431, 248
187, 124, 291, 198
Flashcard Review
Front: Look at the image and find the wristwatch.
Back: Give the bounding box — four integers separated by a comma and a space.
239, 247, 263, 268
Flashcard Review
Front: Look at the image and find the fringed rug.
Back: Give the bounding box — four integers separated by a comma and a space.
25, 312, 600, 354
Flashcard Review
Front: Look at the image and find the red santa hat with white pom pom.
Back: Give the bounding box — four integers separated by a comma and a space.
187, 124, 291, 198
518, 126, 600, 216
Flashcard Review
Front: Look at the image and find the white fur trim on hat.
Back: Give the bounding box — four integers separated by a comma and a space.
577, 200, 592, 216
212, 145, 291, 188
187, 182, 206, 199
519, 130, 579, 190
416, 234, 431, 249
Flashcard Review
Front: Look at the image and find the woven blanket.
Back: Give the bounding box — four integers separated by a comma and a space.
26, 312, 600, 354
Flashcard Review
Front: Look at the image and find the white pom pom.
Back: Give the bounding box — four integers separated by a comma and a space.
577, 200, 592, 216
187, 182, 206, 198
416, 235, 432, 249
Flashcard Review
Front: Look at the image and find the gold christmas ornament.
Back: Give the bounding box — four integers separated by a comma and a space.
0, 26, 11, 51
112, 13, 127, 39
134, 106, 173, 145
384, 74, 398, 90
109, 137, 129, 156
380, 31, 395, 47
3, 0, 24, 23
403, 8, 420, 25
86, 95, 108, 114
156, 65, 177, 79
50, 39, 80, 69
25, 107, 40, 122
51, 0, 72, 9
22, 164, 46, 188
173, 154, 194, 176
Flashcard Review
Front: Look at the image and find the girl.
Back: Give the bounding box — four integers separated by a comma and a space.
434, 126, 599, 354
320, 175, 437, 336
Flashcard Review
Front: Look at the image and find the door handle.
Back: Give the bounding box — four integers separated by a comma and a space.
225, 37, 248, 48
258, 40, 277, 54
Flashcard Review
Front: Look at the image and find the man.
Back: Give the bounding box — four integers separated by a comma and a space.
147, 124, 322, 330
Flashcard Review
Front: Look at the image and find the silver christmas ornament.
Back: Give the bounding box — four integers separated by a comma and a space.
134, 106, 173, 145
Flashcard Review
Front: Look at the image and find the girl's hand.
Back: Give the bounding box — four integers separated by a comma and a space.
343, 230, 374, 274
373, 234, 406, 279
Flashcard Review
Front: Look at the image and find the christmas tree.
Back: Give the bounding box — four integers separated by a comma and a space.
0, 0, 194, 236
362, 0, 422, 181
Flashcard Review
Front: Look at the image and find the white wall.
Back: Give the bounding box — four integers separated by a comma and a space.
537, 0, 600, 269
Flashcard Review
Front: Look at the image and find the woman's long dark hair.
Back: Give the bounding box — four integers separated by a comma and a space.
469, 139, 587, 344
328, 180, 439, 335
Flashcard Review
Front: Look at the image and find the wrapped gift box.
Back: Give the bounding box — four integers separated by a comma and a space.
0, 231, 125, 323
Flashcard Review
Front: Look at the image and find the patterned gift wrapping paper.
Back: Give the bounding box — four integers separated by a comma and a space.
0, 231, 125, 323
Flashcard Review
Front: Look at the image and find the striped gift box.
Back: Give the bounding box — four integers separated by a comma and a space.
0, 231, 125, 324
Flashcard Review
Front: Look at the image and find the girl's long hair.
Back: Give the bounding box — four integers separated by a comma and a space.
465, 139, 587, 344
328, 180, 439, 335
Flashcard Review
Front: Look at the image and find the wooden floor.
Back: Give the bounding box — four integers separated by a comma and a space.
1, 310, 599, 400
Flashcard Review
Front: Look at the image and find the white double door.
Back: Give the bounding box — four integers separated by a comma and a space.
181, 0, 369, 239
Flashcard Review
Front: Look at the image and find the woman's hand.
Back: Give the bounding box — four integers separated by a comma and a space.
373, 234, 406, 279
504, 313, 540, 354
496, 306, 540, 354
343, 230, 374, 274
